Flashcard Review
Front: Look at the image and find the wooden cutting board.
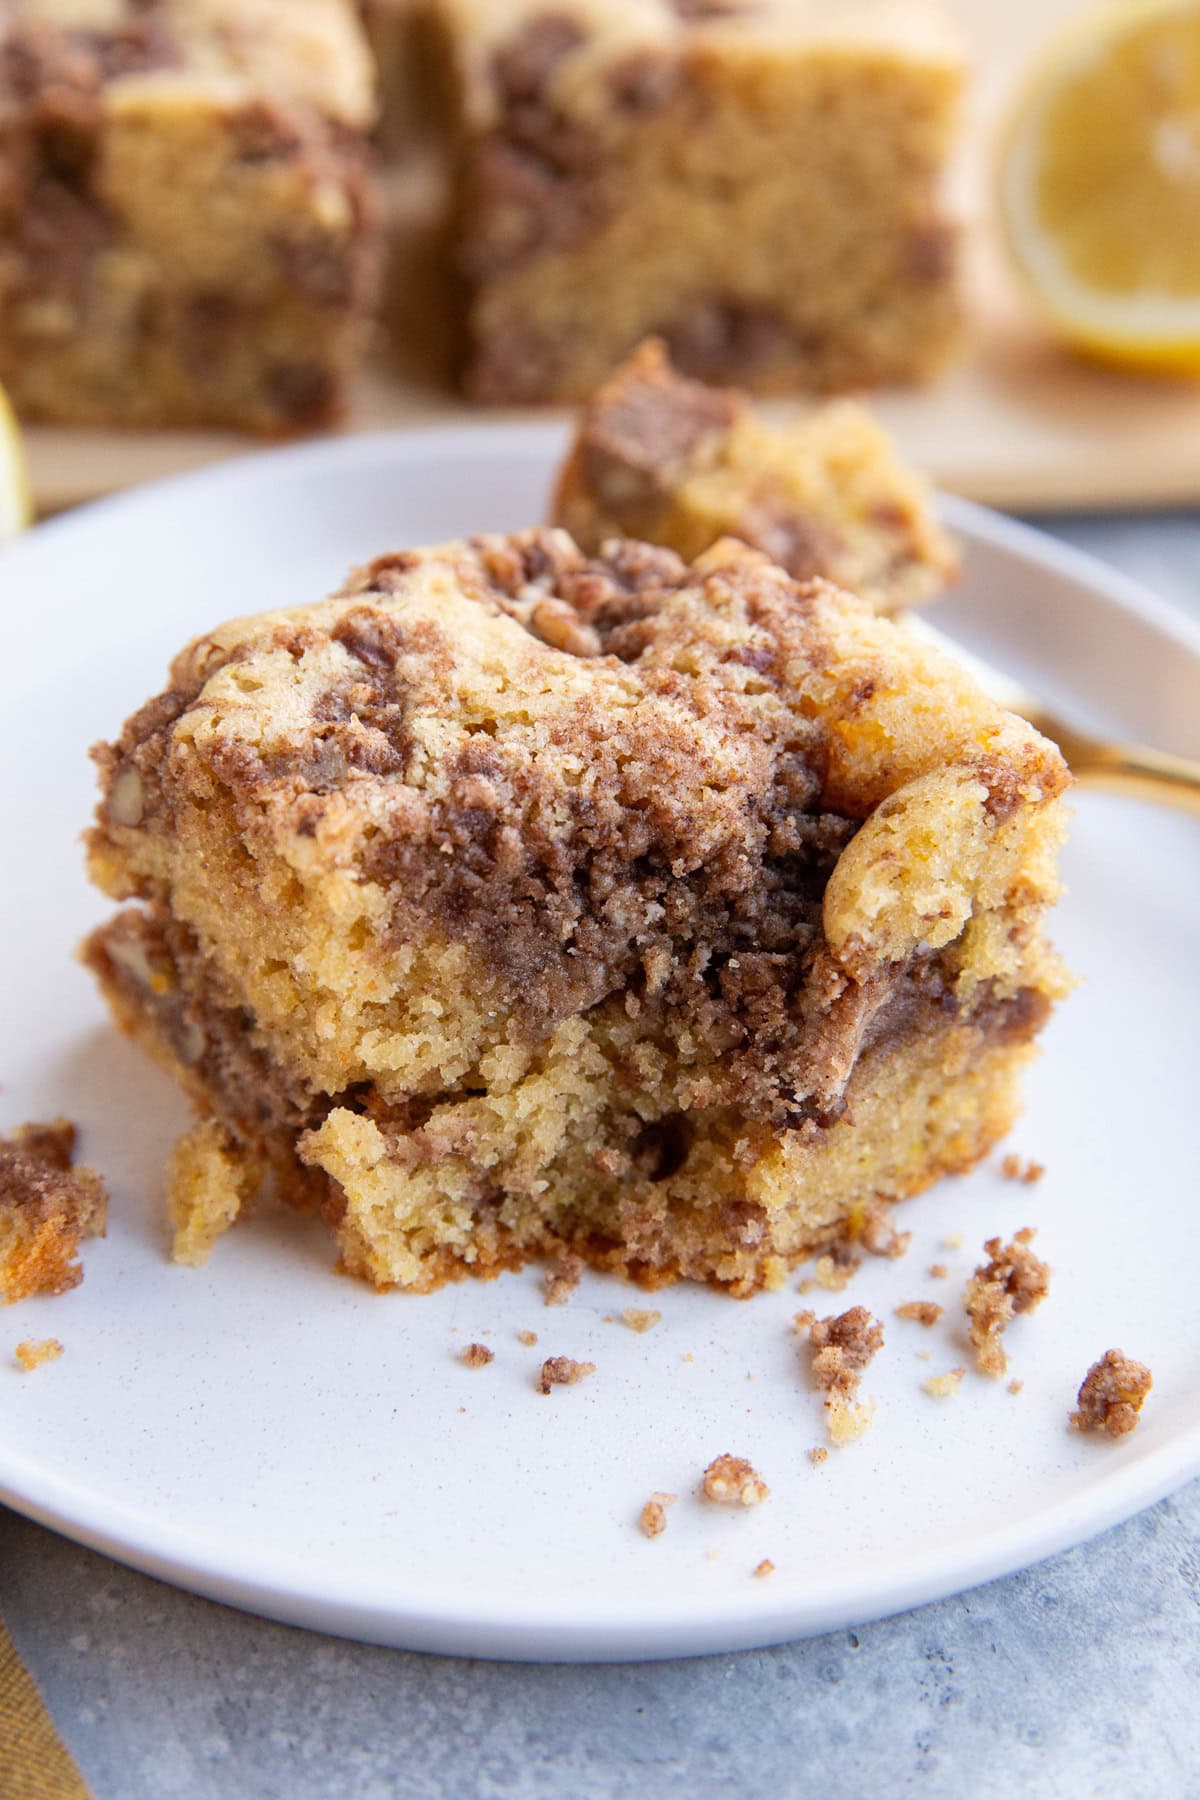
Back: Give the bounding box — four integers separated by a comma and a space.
23, 0, 1200, 517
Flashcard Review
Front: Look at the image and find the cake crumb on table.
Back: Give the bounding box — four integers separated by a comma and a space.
929, 1263, 949, 1280
14, 1338, 63, 1372
895, 1301, 943, 1327
517, 1330, 538, 1347
808, 1447, 829, 1467
537, 1356, 595, 1395
754, 1559, 775, 1579
964, 1228, 1051, 1377
460, 1343, 494, 1369
1000, 1155, 1045, 1185
701, 1454, 769, 1507
1071, 1350, 1152, 1438
639, 1493, 678, 1538
923, 1367, 966, 1399
619, 1308, 662, 1334
542, 1252, 583, 1307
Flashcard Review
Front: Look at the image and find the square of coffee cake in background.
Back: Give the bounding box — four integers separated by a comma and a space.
435, 0, 966, 403
84, 528, 1069, 1297
0, 0, 380, 431
552, 339, 958, 612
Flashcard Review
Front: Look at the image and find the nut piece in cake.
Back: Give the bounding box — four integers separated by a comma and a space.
438, 0, 965, 401
0, 1, 379, 430
1071, 1350, 1152, 1439
0, 1121, 107, 1304
553, 340, 958, 612
84, 527, 1070, 1298
964, 1228, 1050, 1378
701, 1454, 769, 1507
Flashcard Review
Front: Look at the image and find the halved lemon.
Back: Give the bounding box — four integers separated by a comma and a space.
0, 384, 31, 543
999, 0, 1200, 375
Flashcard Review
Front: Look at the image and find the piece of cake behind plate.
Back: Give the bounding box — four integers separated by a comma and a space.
84, 530, 1069, 1295
552, 339, 957, 612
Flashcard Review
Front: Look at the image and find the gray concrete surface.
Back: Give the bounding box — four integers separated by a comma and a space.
3, 511, 1198, 1800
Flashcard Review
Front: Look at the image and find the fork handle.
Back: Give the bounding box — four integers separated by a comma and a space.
1069, 741, 1200, 814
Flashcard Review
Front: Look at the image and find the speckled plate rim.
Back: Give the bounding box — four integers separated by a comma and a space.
1, 423, 1198, 1662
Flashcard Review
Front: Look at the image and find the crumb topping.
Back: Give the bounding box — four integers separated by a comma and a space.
14, 1338, 63, 1372
461, 1342, 494, 1368
701, 1453, 769, 1506
639, 1491, 677, 1537
1071, 1350, 1152, 1439
895, 1300, 943, 1327
537, 1354, 595, 1393
964, 1228, 1050, 1377
808, 1306, 884, 1398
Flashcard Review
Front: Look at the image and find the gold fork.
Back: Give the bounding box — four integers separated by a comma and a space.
904, 617, 1200, 816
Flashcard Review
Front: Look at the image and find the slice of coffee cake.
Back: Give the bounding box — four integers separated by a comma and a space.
84, 530, 1069, 1294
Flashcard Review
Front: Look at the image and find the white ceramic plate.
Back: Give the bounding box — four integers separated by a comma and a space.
1, 428, 1198, 1663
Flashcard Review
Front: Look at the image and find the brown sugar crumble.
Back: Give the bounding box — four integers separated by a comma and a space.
964, 1228, 1051, 1377
517, 1330, 538, 1347
639, 1492, 678, 1538
1071, 1350, 1152, 1439
701, 1454, 769, 1507
460, 1342, 494, 1369
619, 1308, 662, 1334
1000, 1155, 1045, 1185
895, 1300, 943, 1327
923, 1367, 966, 1399
542, 1251, 583, 1307
14, 1338, 63, 1372
537, 1355, 596, 1394
0, 1120, 108, 1304
754, 1559, 775, 1579
808, 1306, 884, 1447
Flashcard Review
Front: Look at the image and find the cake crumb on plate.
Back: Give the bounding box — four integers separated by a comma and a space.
923, 1367, 966, 1399
619, 1308, 662, 1334
1000, 1155, 1045, 1184
929, 1263, 949, 1279
460, 1343, 494, 1369
964, 1228, 1050, 1377
639, 1493, 677, 1538
754, 1559, 775, 1579
895, 1300, 943, 1327
517, 1330, 538, 1347
537, 1356, 595, 1395
1071, 1350, 1152, 1438
808, 1446, 829, 1467
542, 1252, 583, 1307
701, 1454, 769, 1507
14, 1338, 63, 1372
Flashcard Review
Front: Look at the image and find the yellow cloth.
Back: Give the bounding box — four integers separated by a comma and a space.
0, 1616, 91, 1800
